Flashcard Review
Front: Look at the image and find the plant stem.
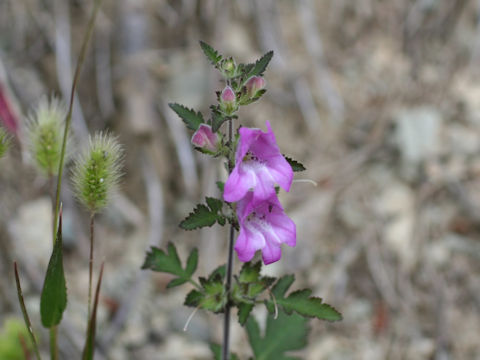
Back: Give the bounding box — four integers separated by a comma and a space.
49, 326, 58, 360
222, 118, 235, 360
88, 212, 95, 320
52, 0, 103, 243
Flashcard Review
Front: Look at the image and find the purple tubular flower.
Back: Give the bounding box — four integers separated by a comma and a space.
191, 124, 219, 152
235, 192, 296, 264
224, 121, 293, 203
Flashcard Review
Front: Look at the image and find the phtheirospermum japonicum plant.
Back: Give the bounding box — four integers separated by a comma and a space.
11, 1, 122, 360
142, 42, 342, 359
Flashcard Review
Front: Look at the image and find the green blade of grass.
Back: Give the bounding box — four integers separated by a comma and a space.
82, 262, 105, 360
52, 0, 104, 241
14, 262, 43, 360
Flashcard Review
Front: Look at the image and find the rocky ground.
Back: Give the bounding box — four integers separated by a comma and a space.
1, 0, 480, 359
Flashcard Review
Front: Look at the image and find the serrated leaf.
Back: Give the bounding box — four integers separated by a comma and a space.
142, 243, 198, 288
199, 41, 223, 67
266, 275, 342, 322
168, 103, 204, 131
185, 265, 227, 313
209, 264, 226, 281
246, 311, 308, 360
280, 290, 342, 321
284, 156, 306, 172
210, 343, 240, 360
238, 303, 254, 325
245, 51, 274, 78
206, 197, 223, 213
233, 262, 275, 304
40, 213, 67, 328
184, 289, 204, 307
180, 204, 219, 230
238, 261, 262, 283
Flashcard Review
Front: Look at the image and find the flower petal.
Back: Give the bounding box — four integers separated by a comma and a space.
223, 165, 256, 203
235, 226, 265, 262
261, 242, 282, 265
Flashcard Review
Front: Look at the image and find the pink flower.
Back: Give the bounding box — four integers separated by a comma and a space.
223, 121, 293, 203
235, 192, 296, 264
220, 86, 236, 115
221, 86, 236, 103
191, 124, 219, 152
245, 76, 266, 97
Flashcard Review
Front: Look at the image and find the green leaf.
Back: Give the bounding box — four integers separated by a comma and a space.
185, 248, 198, 276
199, 41, 223, 67
216, 181, 225, 193
40, 213, 67, 328
210, 343, 240, 360
266, 275, 342, 322
245, 51, 274, 78
184, 265, 227, 313
82, 263, 104, 360
238, 303, 254, 326
142, 243, 198, 288
246, 311, 308, 360
284, 156, 306, 172
239, 89, 267, 106
234, 261, 275, 300
168, 103, 204, 131
180, 204, 219, 230
211, 106, 229, 132
14, 263, 43, 360
180, 197, 226, 230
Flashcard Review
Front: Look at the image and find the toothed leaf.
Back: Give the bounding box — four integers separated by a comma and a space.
180, 204, 218, 230
245, 51, 274, 78
142, 243, 198, 288
246, 311, 308, 360
199, 41, 223, 67
168, 103, 204, 131
284, 156, 306, 172
266, 275, 342, 322
238, 303, 254, 326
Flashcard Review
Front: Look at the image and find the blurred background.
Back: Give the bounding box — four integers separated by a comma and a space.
1, 0, 480, 359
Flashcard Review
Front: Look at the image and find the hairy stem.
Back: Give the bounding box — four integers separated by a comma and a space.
88, 212, 95, 320
222, 118, 235, 360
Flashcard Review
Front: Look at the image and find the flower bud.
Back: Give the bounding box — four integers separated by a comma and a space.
72, 132, 123, 213
26, 97, 68, 176
220, 86, 237, 115
221, 57, 236, 78
191, 124, 219, 153
245, 76, 266, 98
0, 126, 10, 158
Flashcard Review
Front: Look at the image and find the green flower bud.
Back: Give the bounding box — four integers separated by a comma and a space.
0, 127, 11, 158
72, 132, 123, 213
220, 57, 236, 78
26, 97, 68, 176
